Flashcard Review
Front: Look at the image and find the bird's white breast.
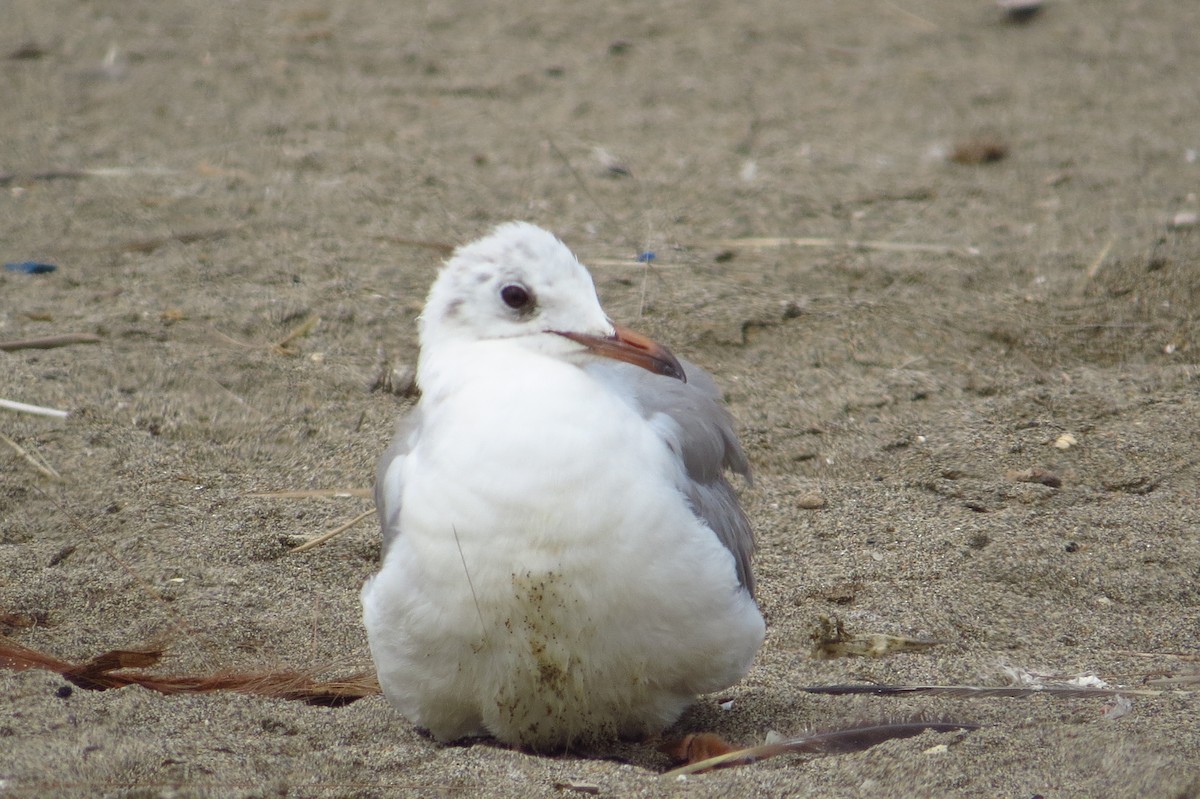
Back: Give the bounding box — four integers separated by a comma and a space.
362, 345, 763, 750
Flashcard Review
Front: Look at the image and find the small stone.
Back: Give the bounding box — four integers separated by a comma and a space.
967, 532, 991, 548
1053, 433, 1077, 450
997, 0, 1044, 23
594, 147, 632, 177
950, 137, 1009, 165
796, 492, 826, 510
1169, 210, 1198, 229
781, 300, 804, 320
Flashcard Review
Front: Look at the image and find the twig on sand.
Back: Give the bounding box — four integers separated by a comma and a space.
1085, 237, 1116, 280
290, 508, 376, 553
880, 0, 940, 31
1115, 650, 1200, 661
211, 314, 321, 357
0, 333, 101, 352
109, 227, 234, 255
248, 488, 372, 499
0, 398, 69, 419
0, 431, 63, 480
271, 314, 321, 355
0, 635, 379, 707
1147, 674, 1200, 689
0, 167, 179, 186
707, 237, 979, 257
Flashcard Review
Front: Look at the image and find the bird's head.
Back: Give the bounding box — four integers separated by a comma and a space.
418, 222, 685, 382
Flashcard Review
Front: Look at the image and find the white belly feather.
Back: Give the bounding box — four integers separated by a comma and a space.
362, 358, 763, 750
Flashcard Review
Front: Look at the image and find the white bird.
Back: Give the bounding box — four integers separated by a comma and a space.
361, 222, 764, 752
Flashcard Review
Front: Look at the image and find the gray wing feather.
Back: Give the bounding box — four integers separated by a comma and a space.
584, 359, 756, 596
374, 407, 422, 558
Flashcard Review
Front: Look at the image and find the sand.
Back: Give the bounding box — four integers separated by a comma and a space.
2, 1, 1198, 797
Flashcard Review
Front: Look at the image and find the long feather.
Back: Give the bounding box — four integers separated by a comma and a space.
662, 719, 981, 777
801, 682, 1182, 698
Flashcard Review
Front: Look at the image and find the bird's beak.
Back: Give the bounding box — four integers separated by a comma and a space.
556, 324, 687, 383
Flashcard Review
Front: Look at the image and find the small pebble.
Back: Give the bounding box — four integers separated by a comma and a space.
9, 42, 49, 60
594, 147, 632, 177
781, 300, 804, 320
796, 492, 826, 510
1053, 433, 1077, 450
1169, 211, 1198, 230
950, 138, 1009, 165
997, 0, 1044, 23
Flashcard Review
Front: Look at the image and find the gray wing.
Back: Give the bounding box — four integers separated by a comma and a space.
374, 406, 423, 558
584, 359, 756, 596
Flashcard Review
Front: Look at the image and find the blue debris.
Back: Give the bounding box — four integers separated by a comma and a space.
636, 251, 656, 263
5, 261, 57, 274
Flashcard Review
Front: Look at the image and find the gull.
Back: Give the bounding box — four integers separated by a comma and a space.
361, 222, 765, 752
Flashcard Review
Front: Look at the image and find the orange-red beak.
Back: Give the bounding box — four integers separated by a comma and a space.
556, 323, 686, 382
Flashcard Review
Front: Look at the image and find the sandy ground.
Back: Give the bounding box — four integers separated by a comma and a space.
2, 1, 1199, 797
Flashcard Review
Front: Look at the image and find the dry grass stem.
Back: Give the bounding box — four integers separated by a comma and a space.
0, 333, 101, 352
1116, 651, 1200, 661
249, 488, 372, 499
584, 256, 684, 269
708, 237, 978, 257
0, 431, 63, 480
881, 1, 940, 31
112, 228, 233, 255
1085, 237, 1116, 280
271, 315, 321, 355
1147, 675, 1200, 689
210, 314, 321, 357
290, 508, 377, 553
0, 166, 180, 186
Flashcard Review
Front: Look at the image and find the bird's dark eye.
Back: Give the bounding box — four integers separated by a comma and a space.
500, 283, 534, 312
